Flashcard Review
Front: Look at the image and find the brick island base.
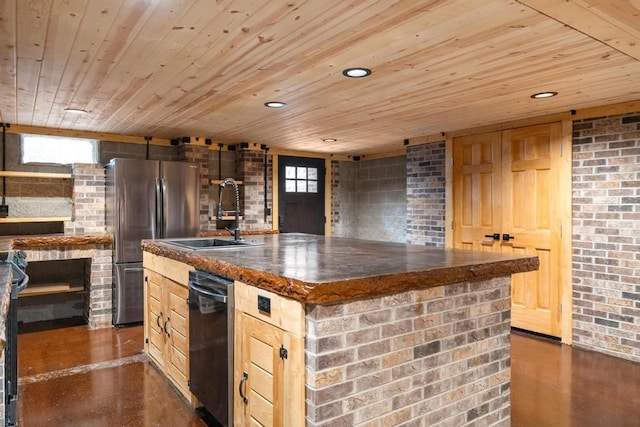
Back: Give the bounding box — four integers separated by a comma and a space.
305, 276, 511, 427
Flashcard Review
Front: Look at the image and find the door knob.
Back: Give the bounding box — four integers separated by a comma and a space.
484, 233, 500, 240
502, 233, 515, 241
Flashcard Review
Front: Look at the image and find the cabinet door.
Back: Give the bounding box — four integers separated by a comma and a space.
235, 312, 285, 427
144, 270, 165, 368
164, 279, 190, 397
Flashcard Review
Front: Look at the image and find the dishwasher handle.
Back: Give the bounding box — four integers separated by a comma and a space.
189, 281, 228, 304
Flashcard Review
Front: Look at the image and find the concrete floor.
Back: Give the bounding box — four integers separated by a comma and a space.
16, 324, 640, 426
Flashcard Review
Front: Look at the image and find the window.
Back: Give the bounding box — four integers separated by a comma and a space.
21, 134, 98, 165
285, 166, 318, 193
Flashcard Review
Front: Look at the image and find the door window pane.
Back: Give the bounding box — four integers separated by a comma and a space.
308, 181, 318, 193
307, 168, 317, 180
296, 167, 307, 179
296, 180, 307, 192
285, 166, 296, 179
285, 179, 297, 192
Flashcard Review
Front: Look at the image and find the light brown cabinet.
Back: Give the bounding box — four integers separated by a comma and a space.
233, 281, 305, 427
143, 252, 192, 400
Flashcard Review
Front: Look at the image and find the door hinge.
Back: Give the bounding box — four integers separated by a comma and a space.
560, 224, 563, 238
560, 145, 563, 157
145, 338, 149, 344
451, 220, 455, 230
279, 345, 288, 360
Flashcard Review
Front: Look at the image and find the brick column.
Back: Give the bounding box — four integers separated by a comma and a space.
406, 142, 446, 247
65, 163, 106, 235
236, 149, 272, 230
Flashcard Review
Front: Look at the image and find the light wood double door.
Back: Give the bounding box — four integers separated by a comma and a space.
452, 123, 571, 338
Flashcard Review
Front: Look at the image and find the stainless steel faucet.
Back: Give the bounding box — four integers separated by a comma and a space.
216, 178, 242, 241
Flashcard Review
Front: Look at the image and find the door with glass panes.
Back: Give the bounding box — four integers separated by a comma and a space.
278, 156, 325, 235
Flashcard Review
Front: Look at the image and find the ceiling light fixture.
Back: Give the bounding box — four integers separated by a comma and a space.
64, 108, 88, 114
342, 67, 372, 78
264, 101, 287, 108
531, 91, 558, 99
323, 138, 337, 142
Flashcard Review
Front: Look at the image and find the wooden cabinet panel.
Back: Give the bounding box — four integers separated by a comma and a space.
143, 263, 192, 401
234, 281, 305, 427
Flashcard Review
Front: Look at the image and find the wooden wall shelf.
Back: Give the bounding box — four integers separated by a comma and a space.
0, 171, 73, 179
211, 216, 243, 221
19, 282, 84, 297
0, 217, 71, 223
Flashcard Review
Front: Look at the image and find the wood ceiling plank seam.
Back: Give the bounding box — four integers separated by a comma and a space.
517, 0, 640, 61
87, 0, 258, 134
47, 0, 125, 130
15, 0, 53, 125
109, 0, 336, 133
0, 0, 18, 123
101, 0, 540, 142
31, 0, 89, 128
69, 0, 172, 129
114, 0, 464, 134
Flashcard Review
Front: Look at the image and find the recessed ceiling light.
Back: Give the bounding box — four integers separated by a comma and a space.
64, 108, 88, 114
531, 91, 558, 99
264, 101, 287, 108
342, 67, 372, 78
323, 138, 337, 142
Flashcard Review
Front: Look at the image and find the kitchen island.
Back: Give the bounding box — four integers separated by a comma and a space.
142, 234, 538, 426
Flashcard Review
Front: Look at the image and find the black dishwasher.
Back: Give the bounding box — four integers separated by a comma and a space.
188, 270, 234, 426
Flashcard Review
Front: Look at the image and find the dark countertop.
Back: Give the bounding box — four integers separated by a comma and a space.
142, 234, 539, 305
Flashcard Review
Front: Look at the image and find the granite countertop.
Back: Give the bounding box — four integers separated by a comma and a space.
142, 234, 539, 305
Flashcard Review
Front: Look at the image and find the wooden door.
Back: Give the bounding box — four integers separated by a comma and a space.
235, 312, 285, 427
453, 123, 567, 337
278, 155, 325, 235
452, 131, 503, 252
502, 124, 563, 336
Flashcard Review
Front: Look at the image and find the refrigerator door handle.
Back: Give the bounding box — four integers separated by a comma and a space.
155, 178, 163, 239
161, 177, 168, 238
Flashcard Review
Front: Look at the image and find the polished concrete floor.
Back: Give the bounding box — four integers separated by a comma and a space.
16, 325, 640, 426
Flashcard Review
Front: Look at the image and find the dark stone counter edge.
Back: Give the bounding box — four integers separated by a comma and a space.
142, 242, 539, 306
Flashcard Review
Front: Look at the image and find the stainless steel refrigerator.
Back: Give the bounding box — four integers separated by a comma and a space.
105, 158, 200, 325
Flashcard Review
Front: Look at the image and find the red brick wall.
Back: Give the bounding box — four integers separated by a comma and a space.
572, 113, 640, 362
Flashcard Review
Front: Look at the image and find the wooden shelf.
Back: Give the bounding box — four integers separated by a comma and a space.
210, 179, 243, 185
0, 217, 71, 223
19, 282, 84, 297
0, 171, 73, 179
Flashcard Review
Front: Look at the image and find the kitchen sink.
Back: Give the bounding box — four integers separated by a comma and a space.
162, 238, 264, 251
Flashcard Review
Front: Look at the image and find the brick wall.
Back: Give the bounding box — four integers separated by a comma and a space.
406, 141, 446, 247
331, 157, 406, 243
305, 276, 512, 426
179, 144, 214, 232
64, 163, 106, 235
22, 244, 113, 328
236, 149, 272, 230
572, 113, 640, 362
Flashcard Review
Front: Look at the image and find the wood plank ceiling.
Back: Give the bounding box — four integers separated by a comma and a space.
0, 0, 639, 155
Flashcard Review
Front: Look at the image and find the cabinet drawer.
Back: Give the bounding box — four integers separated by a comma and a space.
234, 281, 304, 336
